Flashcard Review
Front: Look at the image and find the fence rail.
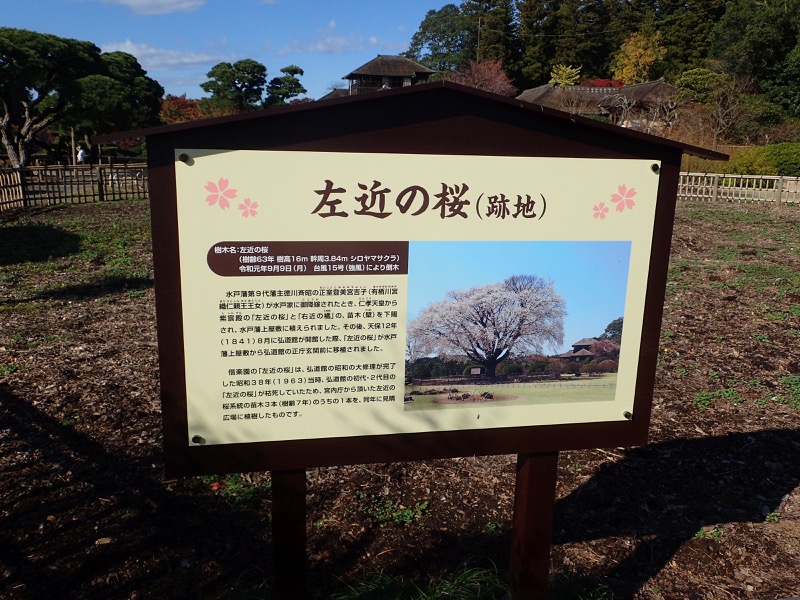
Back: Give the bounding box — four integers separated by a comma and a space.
0, 163, 147, 212
678, 172, 800, 204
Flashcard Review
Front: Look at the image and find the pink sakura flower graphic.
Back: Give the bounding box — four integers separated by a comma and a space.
239, 198, 259, 218
592, 201, 610, 220
205, 177, 237, 210
611, 184, 637, 213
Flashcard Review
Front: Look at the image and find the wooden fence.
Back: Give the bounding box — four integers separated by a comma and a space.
678, 172, 800, 204
0, 163, 147, 212
2, 167, 798, 212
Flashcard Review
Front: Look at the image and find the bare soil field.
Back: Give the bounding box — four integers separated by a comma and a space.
1, 199, 799, 599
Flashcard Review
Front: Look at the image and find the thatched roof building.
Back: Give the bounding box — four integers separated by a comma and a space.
318, 55, 435, 100
517, 79, 679, 131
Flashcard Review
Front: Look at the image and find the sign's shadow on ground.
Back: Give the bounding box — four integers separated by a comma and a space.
551, 429, 800, 595
3, 379, 798, 597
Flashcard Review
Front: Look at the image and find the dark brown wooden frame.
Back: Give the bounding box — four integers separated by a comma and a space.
112, 81, 725, 477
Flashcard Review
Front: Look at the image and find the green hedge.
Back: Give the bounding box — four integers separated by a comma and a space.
728, 143, 800, 176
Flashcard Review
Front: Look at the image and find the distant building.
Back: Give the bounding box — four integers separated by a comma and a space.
517, 79, 678, 132
319, 55, 435, 100
557, 338, 600, 362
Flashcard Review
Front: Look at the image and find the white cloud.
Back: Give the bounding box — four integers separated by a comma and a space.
93, 0, 205, 15
275, 17, 405, 57
101, 40, 225, 71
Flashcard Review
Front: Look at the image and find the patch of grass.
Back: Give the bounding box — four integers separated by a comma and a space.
692, 387, 745, 410
733, 263, 800, 293
0, 363, 21, 377
714, 247, 738, 261
548, 569, 618, 599
357, 493, 430, 525
331, 564, 508, 600
766, 512, 781, 523
776, 376, 800, 409
484, 521, 504, 536
200, 473, 268, 505
694, 525, 723, 541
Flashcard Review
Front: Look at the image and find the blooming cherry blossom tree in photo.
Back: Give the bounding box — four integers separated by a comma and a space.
407, 274, 566, 377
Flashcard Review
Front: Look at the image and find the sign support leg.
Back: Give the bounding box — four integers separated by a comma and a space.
271, 469, 307, 599
507, 451, 559, 600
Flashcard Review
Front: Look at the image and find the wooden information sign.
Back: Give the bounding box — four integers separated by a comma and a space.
112, 82, 725, 598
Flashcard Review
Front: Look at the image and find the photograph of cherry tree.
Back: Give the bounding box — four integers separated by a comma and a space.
404, 241, 631, 409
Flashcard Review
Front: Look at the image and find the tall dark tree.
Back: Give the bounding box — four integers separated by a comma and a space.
0, 28, 102, 167
0, 29, 162, 167
516, 0, 557, 86
463, 0, 521, 72
709, 0, 800, 115
655, 0, 727, 78
406, 4, 475, 73
265, 65, 307, 107
550, 0, 612, 80
200, 59, 267, 114
59, 51, 164, 146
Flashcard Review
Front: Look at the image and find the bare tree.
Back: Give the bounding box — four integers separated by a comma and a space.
407, 274, 566, 377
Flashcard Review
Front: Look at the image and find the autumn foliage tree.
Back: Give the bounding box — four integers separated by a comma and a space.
446, 59, 517, 95
549, 64, 581, 87
160, 94, 202, 124
407, 274, 565, 377
611, 30, 667, 84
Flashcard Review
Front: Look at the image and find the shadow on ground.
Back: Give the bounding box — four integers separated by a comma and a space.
0, 385, 273, 600
553, 429, 800, 597
307, 431, 800, 598
1, 275, 154, 305
0, 224, 81, 266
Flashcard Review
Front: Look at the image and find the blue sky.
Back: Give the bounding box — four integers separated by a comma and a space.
5, 0, 452, 101
408, 241, 631, 354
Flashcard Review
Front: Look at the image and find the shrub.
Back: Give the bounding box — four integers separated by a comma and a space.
728, 146, 776, 175
728, 142, 800, 176
500, 363, 523, 376
762, 142, 800, 176
528, 360, 550, 374
545, 361, 570, 375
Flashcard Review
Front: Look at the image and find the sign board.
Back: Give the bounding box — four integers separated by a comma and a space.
130, 82, 726, 475
176, 150, 657, 448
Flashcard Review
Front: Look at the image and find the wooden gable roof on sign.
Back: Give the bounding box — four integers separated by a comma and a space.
113, 81, 725, 164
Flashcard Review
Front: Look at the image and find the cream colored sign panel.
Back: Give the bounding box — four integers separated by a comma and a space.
174, 150, 661, 446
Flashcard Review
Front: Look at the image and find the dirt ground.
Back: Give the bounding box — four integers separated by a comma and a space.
1, 200, 799, 599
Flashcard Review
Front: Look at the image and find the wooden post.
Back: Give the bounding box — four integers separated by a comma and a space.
508, 452, 559, 600
271, 469, 307, 599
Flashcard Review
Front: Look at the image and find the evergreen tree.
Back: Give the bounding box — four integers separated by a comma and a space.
550, 0, 612, 80
406, 4, 475, 73
516, 0, 558, 86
